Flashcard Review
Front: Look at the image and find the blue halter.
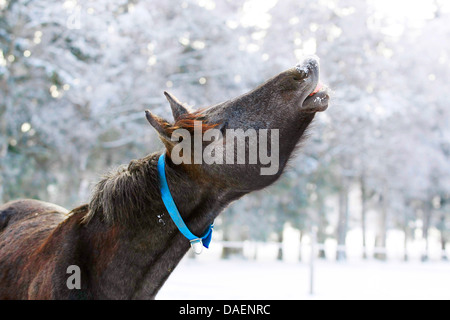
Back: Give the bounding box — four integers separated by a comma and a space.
157, 153, 213, 253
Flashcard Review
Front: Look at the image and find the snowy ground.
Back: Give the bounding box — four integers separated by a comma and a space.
157, 257, 450, 300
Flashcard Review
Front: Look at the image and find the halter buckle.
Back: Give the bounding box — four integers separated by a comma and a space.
190, 238, 203, 255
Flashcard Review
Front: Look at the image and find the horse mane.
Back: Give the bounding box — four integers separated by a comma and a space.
82, 153, 161, 227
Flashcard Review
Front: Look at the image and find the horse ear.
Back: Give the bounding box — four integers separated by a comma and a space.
145, 110, 171, 140
164, 91, 189, 121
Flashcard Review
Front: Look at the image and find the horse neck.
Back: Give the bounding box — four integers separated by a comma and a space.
73, 152, 224, 299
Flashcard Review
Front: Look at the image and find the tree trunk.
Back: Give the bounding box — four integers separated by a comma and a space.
421, 202, 432, 262
0, 73, 10, 204
317, 194, 327, 259
403, 224, 409, 262
317, 193, 327, 259
336, 179, 349, 261
438, 214, 447, 261
374, 189, 388, 261
441, 236, 447, 261
220, 207, 245, 260
276, 230, 283, 261
298, 231, 303, 262
360, 175, 368, 259
403, 206, 410, 261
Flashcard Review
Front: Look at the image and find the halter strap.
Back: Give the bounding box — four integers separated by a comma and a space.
157, 152, 213, 254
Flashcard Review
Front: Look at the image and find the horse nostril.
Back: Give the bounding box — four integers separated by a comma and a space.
294, 68, 308, 81
293, 74, 306, 82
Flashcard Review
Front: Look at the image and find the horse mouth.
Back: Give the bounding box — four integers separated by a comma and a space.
302, 88, 329, 112
296, 57, 329, 113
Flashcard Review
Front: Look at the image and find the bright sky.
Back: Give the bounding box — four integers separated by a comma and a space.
370, 0, 437, 20
234, 0, 446, 46
368, 0, 446, 37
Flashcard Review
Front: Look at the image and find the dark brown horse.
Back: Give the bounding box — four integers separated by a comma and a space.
0, 57, 329, 299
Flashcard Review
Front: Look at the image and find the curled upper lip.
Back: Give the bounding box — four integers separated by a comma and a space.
295, 56, 320, 94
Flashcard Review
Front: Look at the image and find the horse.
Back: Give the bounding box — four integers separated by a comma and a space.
0, 57, 329, 299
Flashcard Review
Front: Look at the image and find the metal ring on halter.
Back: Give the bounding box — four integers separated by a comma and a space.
190, 238, 203, 255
